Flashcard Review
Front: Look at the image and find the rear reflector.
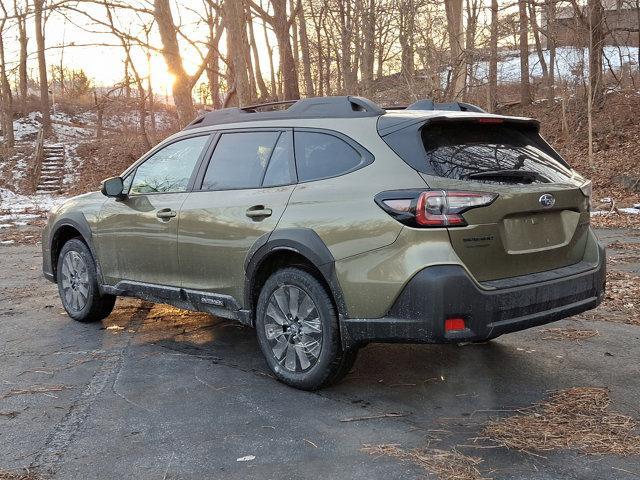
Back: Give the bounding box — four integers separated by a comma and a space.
445, 318, 466, 332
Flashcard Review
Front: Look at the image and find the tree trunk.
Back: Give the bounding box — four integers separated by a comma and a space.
34, 0, 51, 136
246, 6, 271, 99
0, 18, 15, 147
518, 0, 531, 105
242, 6, 257, 99
488, 0, 498, 112
261, 14, 277, 98
588, 0, 604, 106
224, 0, 254, 105
297, 0, 315, 97
207, 49, 222, 109
528, 0, 549, 92
154, 0, 196, 125
271, 0, 300, 99
546, 0, 556, 103
445, 0, 465, 99
124, 60, 131, 99
147, 52, 157, 139
290, 0, 300, 72
94, 91, 104, 139
338, 0, 356, 93
464, 0, 479, 100
360, 0, 375, 94
16, 11, 28, 116
399, 0, 416, 79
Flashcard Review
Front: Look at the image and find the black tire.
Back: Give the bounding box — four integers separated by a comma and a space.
56, 238, 115, 323
255, 268, 357, 390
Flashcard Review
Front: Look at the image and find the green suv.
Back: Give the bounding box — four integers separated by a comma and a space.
43, 96, 606, 390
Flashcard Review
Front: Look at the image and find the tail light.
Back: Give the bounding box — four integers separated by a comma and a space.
375, 189, 498, 228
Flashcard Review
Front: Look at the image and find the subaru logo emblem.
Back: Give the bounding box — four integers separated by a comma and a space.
539, 194, 555, 208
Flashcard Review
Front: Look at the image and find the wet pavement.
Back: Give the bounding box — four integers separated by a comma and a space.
0, 229, 639, 479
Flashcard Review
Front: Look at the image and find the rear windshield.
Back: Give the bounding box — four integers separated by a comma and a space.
421, 123, 573, 183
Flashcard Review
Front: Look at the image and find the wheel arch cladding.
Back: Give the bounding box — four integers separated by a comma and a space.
244, 228, 349, 321
50, 214, 101, 282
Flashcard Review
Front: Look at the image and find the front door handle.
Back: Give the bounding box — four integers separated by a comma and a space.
156, 208, 177, 219
246, 205, 272, 219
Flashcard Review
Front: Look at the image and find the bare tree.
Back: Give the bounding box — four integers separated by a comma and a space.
360, 0, 375, 94
34, 0, 51, 135
102, 2, 152, 149
488, 0, 498, 112
445, 0, 465, 99
518, 0, 531, 104
588, 0, 604, 106
544, 0, 557, 103
246, 3, 270, 99
464, 0, 480, 100
249, 0, 300, 99
223, 0, 254, 105
528, 0, 549, 100
13, 0, 29, 116
0, 0, 14, 146
154, 0, 215, 124
398, 0, 416, 79
297, 0, 314, 97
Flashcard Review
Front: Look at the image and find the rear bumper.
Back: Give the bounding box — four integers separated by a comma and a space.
340, 245, 606, 348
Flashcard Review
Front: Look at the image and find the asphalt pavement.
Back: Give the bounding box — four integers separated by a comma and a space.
0, 229, 639, 479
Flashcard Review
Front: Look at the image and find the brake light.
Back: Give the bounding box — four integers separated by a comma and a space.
477, 117, 504, 124
376, 190, 497, 228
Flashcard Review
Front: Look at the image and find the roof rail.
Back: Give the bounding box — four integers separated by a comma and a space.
406, 99, 486, 113
242, 100, 298, 112
184, 95, 385, 130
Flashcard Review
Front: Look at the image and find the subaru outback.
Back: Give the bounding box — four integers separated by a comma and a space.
43, 96, 606, 390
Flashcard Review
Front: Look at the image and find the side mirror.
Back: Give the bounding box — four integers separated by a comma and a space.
101, 176, 126, 199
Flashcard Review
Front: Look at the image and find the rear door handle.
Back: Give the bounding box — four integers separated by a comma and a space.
246, 206, 272, 219
156, 208, 177, 219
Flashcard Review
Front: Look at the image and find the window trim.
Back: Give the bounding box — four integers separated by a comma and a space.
292, 127, 375, 184
260, 130, 298, 188
122, 132, 215, 197
193, 127, 293, 192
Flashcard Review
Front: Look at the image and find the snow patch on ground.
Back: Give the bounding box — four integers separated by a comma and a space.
11, 114, 40, 141
0, 187, 66, 219
63, 143, 81, 186
12, 154, 29, 183
475, 46, 639, 84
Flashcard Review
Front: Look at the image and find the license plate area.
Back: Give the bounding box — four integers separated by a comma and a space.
501, 210, 579, 253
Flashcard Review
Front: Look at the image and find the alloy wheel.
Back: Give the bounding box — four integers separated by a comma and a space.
60, 251, 90, 313
264, 285, 323, 372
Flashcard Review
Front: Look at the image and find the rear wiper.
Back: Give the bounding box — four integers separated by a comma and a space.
465, 169, 545, 184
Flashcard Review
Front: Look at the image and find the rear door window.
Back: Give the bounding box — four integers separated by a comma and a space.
421, 123, 573, 183
294, 131, 371, 182
262, 131, 296, 187
202, 131, 281, 190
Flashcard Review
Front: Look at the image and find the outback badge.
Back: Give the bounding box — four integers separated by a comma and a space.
539, 193, 555, 208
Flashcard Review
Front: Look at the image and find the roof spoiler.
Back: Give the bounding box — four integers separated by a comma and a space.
388, 99, 487, 113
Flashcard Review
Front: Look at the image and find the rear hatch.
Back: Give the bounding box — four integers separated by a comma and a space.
379, 114, 591, 282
